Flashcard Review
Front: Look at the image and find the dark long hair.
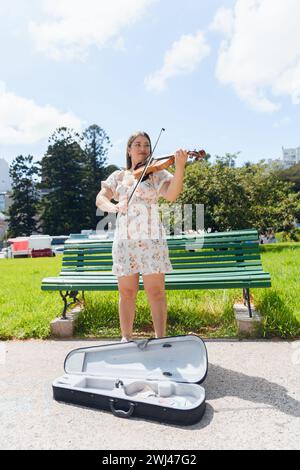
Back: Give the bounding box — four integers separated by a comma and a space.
126, 131, 152, 170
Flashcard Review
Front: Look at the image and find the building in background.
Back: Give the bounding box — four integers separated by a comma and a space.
0, 158, 12, 241
0, 193, 6, 213
0, 158, 11, 192
0, 211, 6, 242
281, 146, 300, 168
0, 192, 12, 242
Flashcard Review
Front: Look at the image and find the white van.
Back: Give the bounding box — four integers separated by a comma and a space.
28, 235, 53, 257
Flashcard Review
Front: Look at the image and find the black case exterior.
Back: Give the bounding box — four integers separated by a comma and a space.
53, 386, 206, 426
53, 335, 208, 426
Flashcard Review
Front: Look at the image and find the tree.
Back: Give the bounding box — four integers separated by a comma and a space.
277, 163, 300, 192
104, 164, 120, 176
239, 163, 300, 232
177, 161, 250, 231
215, 152, 240, 168
38, 127, 91, 235
82, 124, 111, 229
172, 160, 300, 233
7, 155, 39, 237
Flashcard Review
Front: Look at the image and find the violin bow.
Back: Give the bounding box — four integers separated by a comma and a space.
127, 128, 165, 206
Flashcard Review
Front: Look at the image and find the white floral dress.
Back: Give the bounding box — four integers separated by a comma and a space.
100, 169, 174, 277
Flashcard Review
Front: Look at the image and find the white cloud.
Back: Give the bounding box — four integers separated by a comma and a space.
208, 6, 233, 37
211, 0, 300, 112
145, 31, 210, 92
29, 0, 156, 61
0, 81, 82, 145
273, 63, 300, 104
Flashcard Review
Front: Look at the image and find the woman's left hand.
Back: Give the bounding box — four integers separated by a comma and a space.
174, 149, 188, 170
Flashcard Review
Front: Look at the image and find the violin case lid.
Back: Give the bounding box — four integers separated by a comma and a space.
63, 334, 208, 384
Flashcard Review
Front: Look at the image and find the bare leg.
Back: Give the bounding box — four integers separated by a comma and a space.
142, 273, 167, 338
118, 273, 140, 340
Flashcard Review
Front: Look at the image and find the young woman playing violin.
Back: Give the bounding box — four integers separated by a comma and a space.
96, 131, 188, 342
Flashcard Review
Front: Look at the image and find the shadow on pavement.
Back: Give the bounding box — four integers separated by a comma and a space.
204, 364, 300, 418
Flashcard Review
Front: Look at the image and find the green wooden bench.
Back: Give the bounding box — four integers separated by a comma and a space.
41, 229, 271, 320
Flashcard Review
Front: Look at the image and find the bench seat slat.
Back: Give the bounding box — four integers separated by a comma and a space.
42, 278, 271, 291
42, 271, 271, 288
42, 270, 270, 283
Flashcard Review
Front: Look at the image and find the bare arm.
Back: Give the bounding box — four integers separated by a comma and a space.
162, 150, 188, 202
96, 187, 128, 214
96, 187, 118, 213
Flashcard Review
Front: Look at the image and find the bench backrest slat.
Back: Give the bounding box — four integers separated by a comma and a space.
62, 254, 261, 267
59, 230, 264, 274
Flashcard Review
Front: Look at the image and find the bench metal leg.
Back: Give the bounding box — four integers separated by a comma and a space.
59, 290, 80, 319
243, 288, 252, 318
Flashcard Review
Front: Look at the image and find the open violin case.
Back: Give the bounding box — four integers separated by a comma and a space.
53, 334, 208, 426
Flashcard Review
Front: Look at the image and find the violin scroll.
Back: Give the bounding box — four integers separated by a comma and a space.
187, 149, 206, 161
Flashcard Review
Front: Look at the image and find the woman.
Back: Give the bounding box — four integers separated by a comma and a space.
96, 131, 188, 342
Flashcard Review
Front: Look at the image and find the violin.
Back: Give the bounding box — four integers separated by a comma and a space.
127, 148, 206, 205
133, 149, 206, 180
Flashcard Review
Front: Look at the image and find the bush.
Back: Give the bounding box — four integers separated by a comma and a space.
276, 229, 300, 243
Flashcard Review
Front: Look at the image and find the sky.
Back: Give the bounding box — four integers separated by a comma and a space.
0, 0, 300, 170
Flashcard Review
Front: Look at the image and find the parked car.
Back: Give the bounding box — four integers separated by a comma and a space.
1, 247, 12, 258
51, 235, 69, 255
29, 235, 53, 257
8, 237, 30, 257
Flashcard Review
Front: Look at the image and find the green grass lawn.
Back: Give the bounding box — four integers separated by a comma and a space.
256, 244, 300, 338
0, 243, 299, 340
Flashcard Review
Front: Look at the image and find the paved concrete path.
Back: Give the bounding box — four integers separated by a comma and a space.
0, 339, 299, 450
